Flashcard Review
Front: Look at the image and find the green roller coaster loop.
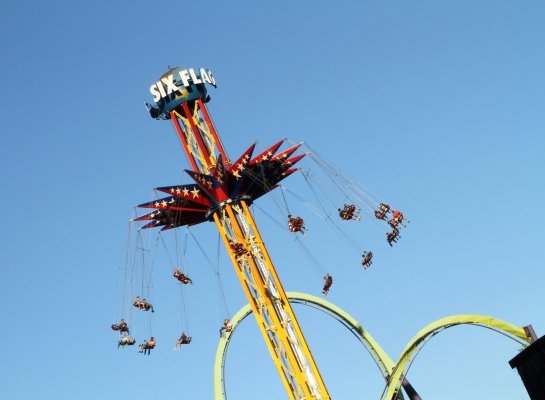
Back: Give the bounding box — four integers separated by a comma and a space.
213, 293, 533, 400
381, 314, 533, 400
213, 291, 401, 400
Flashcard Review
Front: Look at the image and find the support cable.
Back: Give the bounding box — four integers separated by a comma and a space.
293, 236, 326, 276
217, 233, 231, 318
188, 229, 231, 318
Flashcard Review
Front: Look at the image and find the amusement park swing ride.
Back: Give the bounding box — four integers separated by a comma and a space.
112, 67, 542, 400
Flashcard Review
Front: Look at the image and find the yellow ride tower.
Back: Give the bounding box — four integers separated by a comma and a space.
137, 67, 330, 399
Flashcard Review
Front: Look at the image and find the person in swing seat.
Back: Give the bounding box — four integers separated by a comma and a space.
322, 274, 333, 295
219, 319, 233, 337
118, 332, 136, 348
173, 268, 193, 284
387, 229, 399, 246
175, 332, 192, 349
288, 215, 306, 233
111, 319, 129, 333
140, 337, 156, 355
133, 296, 155, 312
361, 251, 373, 268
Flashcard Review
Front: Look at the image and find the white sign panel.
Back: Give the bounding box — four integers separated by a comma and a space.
150, 67, 216, 102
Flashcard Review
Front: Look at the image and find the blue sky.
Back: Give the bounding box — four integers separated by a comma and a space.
1, 1, 544, 399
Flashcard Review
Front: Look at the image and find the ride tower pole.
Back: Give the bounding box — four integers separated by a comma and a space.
140, 67, 330, 400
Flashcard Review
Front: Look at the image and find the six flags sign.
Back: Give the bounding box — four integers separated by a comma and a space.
149, 67, 216, 102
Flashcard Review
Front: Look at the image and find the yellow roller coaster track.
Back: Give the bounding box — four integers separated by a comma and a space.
214, 294, 534, 400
